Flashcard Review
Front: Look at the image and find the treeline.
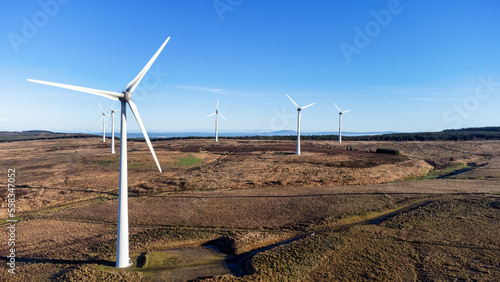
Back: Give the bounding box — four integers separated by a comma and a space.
0, 131, 97, 142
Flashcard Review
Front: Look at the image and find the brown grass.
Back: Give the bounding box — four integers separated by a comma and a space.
242, 195, 500, 281
0, 139, 500, 281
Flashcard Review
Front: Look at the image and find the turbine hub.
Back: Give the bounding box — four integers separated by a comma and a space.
122, 91, 132, 102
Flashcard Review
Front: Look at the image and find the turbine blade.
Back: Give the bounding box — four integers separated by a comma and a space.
98, 103, 105, 114
334, 103, 341, 112
28, 79, 123, 100
217, 98, 219, 110
126, 37, 171, 94
205, 113, 216, 118
302, 103, 316, 109
127, 100, 162, 172
286, 94, 299, 109
105, 102, 114, 112
96, 116, 104, 126
343, 109, 351, 113
0, 117, 11, 122
218, 112, 228, 121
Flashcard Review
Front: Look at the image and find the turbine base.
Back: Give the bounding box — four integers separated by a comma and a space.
115, 259, 133, 268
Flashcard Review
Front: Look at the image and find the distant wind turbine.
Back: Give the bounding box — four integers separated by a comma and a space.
97, 103, 109, 142
28, 36, 169, 268
205, 98, 227, 142
334, 103, 350, 144
107, 104, 117, 154
286, 94, 315, 155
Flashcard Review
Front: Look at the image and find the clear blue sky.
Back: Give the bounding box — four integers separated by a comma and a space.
1, 0, 499, 134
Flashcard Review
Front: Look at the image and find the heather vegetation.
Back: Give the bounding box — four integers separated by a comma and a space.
0, 138, 499, 280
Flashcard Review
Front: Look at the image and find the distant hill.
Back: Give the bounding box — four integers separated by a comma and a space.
220, 127, 500, 141
0, 131, 96, 142
2, 127, 500, 142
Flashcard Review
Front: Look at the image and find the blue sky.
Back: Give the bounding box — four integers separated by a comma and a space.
1, 0, 499, 134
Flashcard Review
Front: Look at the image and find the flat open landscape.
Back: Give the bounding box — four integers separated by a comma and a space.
1, 138, 499, 281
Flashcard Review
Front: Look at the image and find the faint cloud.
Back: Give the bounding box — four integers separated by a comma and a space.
41, 91, 95, 100
442, 98, 464, 102
172, 85, 225, 94
406, 97, 436, 101
442, 74, 499, 128
384, 88, 454, 97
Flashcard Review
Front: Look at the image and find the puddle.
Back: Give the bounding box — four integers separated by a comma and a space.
135, 247, 230, 281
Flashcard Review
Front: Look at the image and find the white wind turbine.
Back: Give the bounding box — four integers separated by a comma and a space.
334, 103, 350, 144
107, 104, 117, 154
205, 98, 227, 142
286, 94, 315, 155
97, 103, 109, 142
28, 36, 169, 268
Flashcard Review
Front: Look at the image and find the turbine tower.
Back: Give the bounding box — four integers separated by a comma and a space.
286, 94, 315, 155
97, 103, 109, 142
107, 104, 117, 154
205, 98, 227, 142
28, 36, 169, 268
334, 103, 350, 144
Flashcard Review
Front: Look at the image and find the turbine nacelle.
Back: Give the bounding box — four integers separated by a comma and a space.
121, 91, 132, 102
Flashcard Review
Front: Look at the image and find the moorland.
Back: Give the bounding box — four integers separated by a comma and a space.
0, 137, 498, 281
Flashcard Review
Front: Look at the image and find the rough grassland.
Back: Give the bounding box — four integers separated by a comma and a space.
220, 195, 499, 281
0, 139, 499, 280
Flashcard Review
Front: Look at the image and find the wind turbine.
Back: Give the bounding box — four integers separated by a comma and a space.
334, 103, 350, 144
97, 103, 109, 142
28, 36, 169, 268
107, 104, 117, 154
286, 94, 315, 155
205, 98, 227, 142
